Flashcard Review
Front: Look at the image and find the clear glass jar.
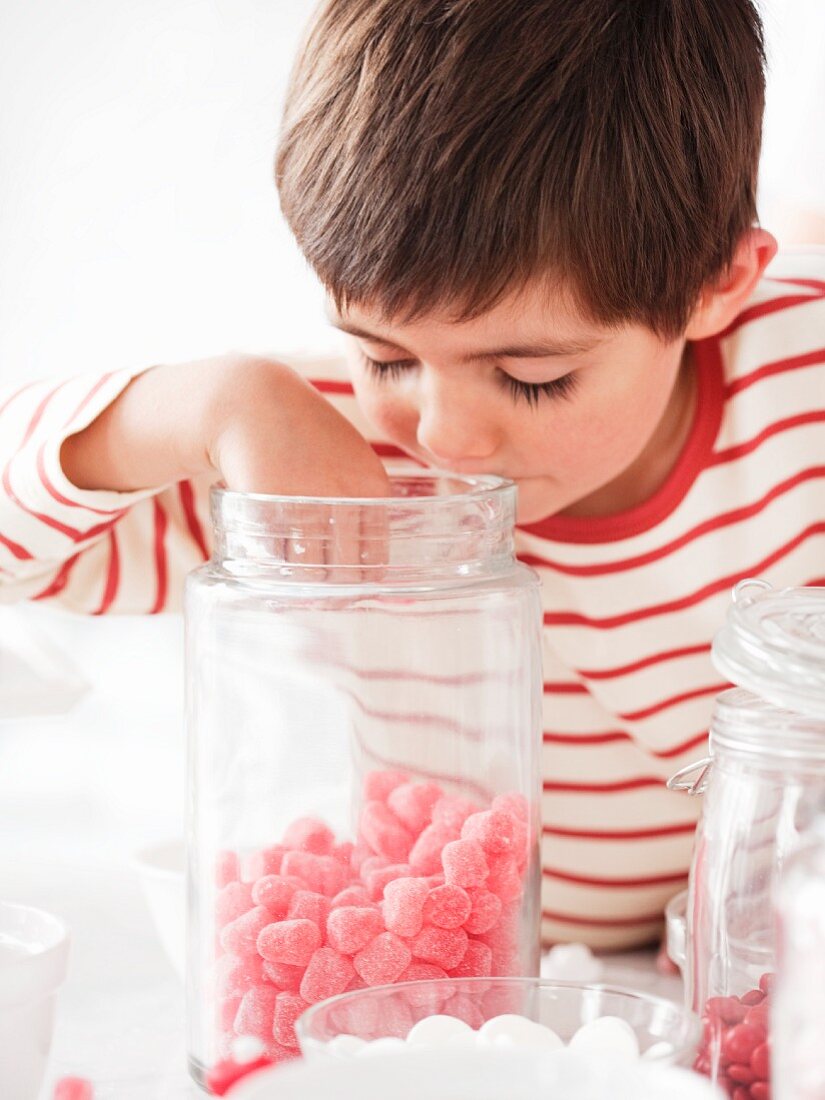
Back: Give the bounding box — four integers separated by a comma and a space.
773, 814, 825, 1100
184, 474, 543, 1089
668, 580, 825, 1099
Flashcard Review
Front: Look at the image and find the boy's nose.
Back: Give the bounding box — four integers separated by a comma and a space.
415, 391, 500, 468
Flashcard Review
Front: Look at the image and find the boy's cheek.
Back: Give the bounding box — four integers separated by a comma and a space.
353, 385, 419, 449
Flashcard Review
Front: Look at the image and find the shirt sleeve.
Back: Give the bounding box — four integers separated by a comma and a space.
0, 368, 213, 613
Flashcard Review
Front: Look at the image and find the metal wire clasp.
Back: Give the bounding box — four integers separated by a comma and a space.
667, 757, 713, 795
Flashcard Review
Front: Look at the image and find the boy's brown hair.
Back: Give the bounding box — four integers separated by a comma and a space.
276, 0, 765, 337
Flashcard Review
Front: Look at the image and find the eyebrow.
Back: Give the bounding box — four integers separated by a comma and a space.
330, 319, 599, 360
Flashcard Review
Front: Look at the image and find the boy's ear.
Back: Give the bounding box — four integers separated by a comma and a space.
684, 228, 778, 340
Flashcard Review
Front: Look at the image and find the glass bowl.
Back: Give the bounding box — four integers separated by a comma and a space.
296, 977, 698, 1065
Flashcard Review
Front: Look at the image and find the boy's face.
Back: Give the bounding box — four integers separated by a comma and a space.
332, 282, 690, 523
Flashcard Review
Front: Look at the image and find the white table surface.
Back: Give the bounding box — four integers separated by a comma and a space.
0, 607, 682, 1099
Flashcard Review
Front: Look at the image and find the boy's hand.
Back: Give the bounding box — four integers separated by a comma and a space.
61, 353, 392, 500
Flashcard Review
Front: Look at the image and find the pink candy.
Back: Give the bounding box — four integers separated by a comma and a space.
216, 953, 264, 998
251, 875, 301, 919
257, 919, 321, 967
382, 878, 429, 937
354, 932, 412, 985
432, 795, 481, 834
220, 906, 272, 956
244, 844, 287, 881
411, 925, 469, 970
364, 862, 413, 902
359, 801, 414, 862
464, 888, 502, 935
281, 851, 346, 897
300, 946, 356, 1004
461, 810, 521, 856
362, 769, 409, 803
451, 939, 493, 978
331, 884, 373, 909
234, 985, 277, 1039
282, 817, 335, 855
287, 890, 332, 928
387, 782, 443, 835
408, 825, 454, 875
216, 882, 254, 928
274, 991, 308, 1047
262, 960, 304, 992
327, 906, 385, 954
53, 1080, 94, 1100
215, 850, 240, 888
423, 884, 472, 929
441, 838, 489, 888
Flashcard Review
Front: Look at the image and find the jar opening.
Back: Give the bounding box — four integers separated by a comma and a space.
209, 471, 520, 583
711, 687, 825, 765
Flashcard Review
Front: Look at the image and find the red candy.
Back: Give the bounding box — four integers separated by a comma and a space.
387, 781, 442, 835
409, 825, 454, 875
220, 906, 272, 955
696, 974, 773, 1098
432, 795, 481, 834
245, 844, 287, 881
257, 919, 321, 966
451, 939, 493, 978
262, 960, 304, 992
281, 851, 346, 897
411, 925, 469, 970
360, 801, 414, 862
252, 875, 301, 919
383, 878, 429, 937
354, 932, 412, 985
287, 890, 332, 928
331, 884, 373, 909
216, 881, 253, 928
363, 769, 409, 803
234, 985, 277, 1039
464, 888, 502, 934
442, 838, 489, 888
300, 946, 356, 1004
273, 992, 308, 1047
327, 906, 385, 954
423, 884, 472, 930
53, 1080, 94, 1100
461, 810, 519, 856
364, 862, 413, 901
282, 817, 335, 855
205, 1056, 275, 1095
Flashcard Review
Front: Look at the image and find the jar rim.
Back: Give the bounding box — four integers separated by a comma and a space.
712, 686, 825, 762
212, 470, 516, 509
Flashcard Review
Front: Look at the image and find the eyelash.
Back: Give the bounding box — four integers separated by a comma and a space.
360, 354, 579, 407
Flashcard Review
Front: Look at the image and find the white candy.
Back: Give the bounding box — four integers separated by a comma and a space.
355, 1037, 407, 1057
642, 1040, 675, 1061
230, 1035, 266, 1064
541, 943, 605, 983
406, 1015, 475, 1047
477, 1014, 563, 1051
327, 1034, 368, 1056
568, 1015, 640, 1061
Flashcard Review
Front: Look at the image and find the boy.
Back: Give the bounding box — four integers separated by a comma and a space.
1, 0, 823, 949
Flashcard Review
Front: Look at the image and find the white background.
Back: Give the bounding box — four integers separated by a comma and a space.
0, 0, 821, 1094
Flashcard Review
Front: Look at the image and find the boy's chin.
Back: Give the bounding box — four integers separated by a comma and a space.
513, 478, 564, 525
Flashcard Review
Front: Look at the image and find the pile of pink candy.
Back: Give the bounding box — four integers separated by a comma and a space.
210, 771, 530, 1077
694, 973, 772, 1100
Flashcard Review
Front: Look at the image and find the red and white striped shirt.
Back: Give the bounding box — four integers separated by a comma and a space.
2, 249, 824, 948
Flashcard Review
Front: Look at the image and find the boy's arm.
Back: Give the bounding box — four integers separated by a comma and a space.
0, 354, 390, 612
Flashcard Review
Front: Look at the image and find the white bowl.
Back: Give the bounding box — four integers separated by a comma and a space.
0, 900, 70, 1100
131, 840, 186, 979
228, 1048, 724, 1100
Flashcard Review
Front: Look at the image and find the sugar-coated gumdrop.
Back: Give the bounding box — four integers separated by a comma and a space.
411, 925, 469, 970
450, 939, 493, 978
257, 919, 322, 966
53, 1079, 94, 1100
491, 792, 529, 822
441, 838, 489, 888
360, 801, 415, 862
251, 875, 301, 919
461, 810, 521, 857
365, 862, 413, 902
432, 796, 481, 834
382, 877, 429, 938
409, 825, 454, 875
397, 963, 453, 1007
220, 906, 273, 956
354, 932, 412, 985
281, 851, 346, 897
288, 889, 332, 928
387, 782, 443, 835
215, 850, 240, 888
463, 888, 502, 935
216, 881, 253, 927
327, 906, 385, 954
216, 953, 264, 998
282, 817, 335, 855
245, 845, 287, 881
233, 985, 278, 1039
261, 960, 304, 993
331, 884, 374, 909
443, 992, 486, 1032
423, 884, 472, 929
273, 991, 308, 1047
485, 854, 522, 902
363, 769, 410, 803
219, 995, 242, 1031
348, 841, 373, 873
333, 841, 355, 865
300, 946, 357, 1004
